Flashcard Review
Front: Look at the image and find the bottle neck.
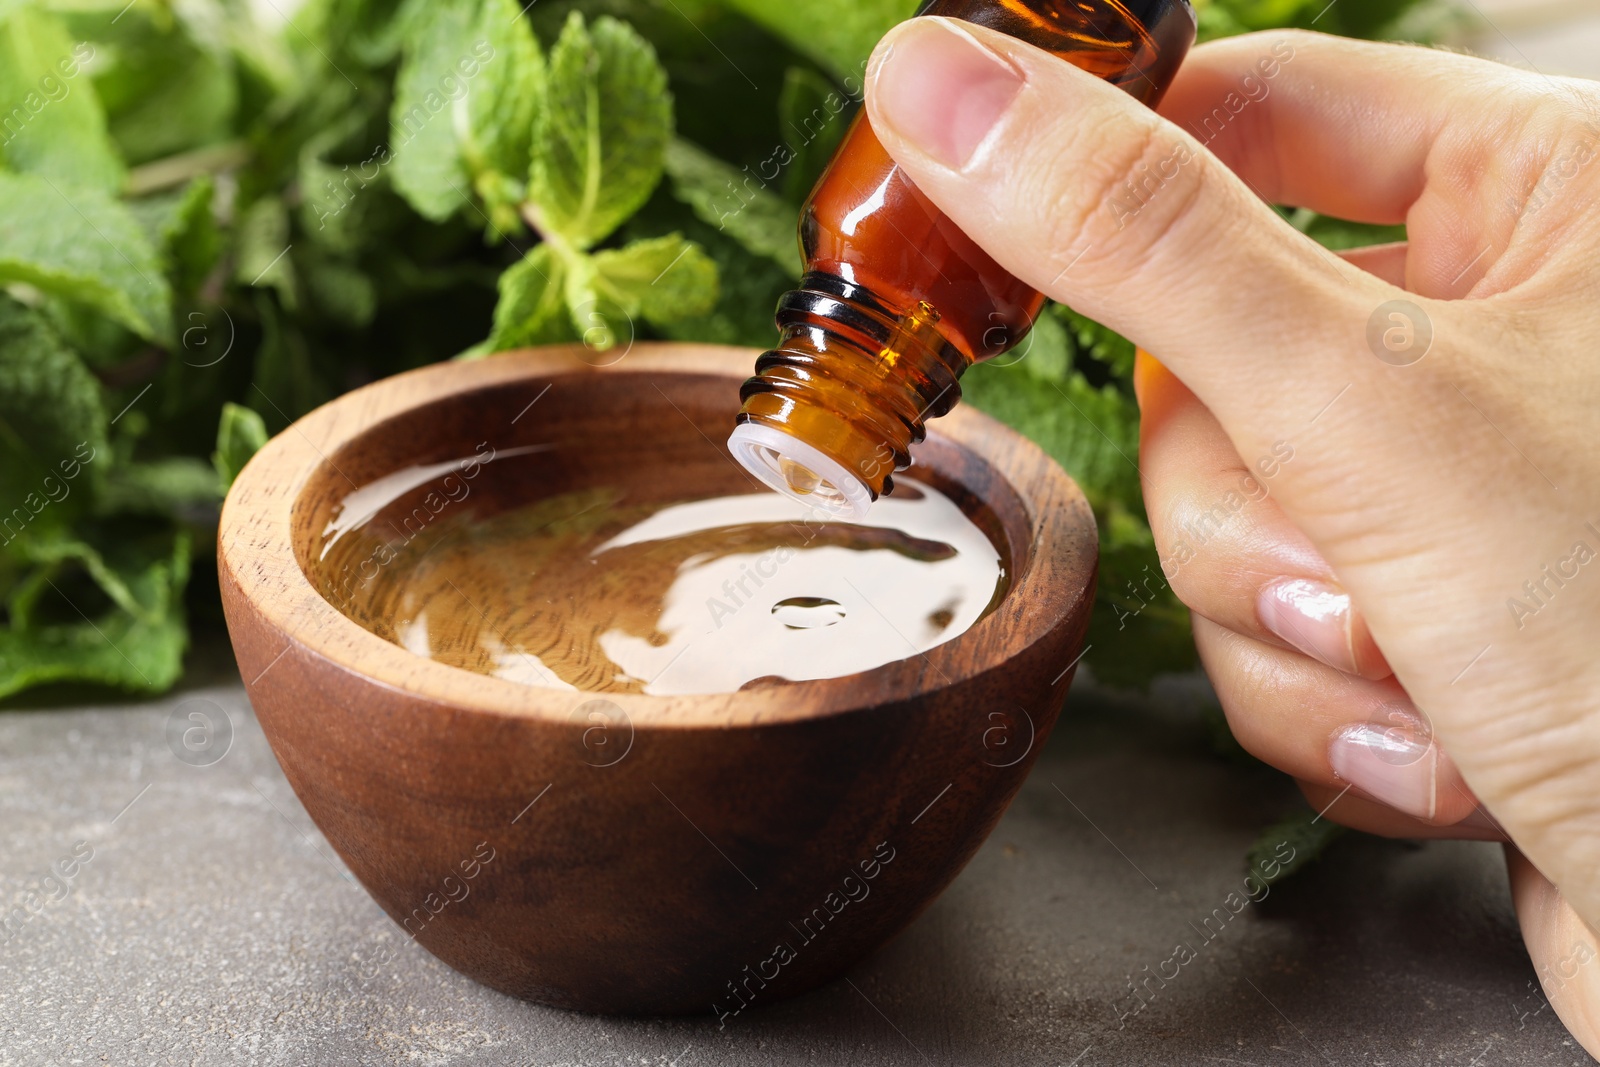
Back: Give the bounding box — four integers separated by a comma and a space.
734, 272, 971, 508
730, 0, 1197, 516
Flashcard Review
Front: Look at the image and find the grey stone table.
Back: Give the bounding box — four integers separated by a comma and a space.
1, 640, 1592, 1067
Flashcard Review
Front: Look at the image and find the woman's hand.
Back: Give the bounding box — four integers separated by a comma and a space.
864, 21, 1600, 1054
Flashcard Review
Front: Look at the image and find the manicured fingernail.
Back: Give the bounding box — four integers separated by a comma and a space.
1329, 708, 1440, 821
1258, 578, 1390, 680
869, 18, 1026, 169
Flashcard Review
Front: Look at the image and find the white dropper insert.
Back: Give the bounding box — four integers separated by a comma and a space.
727, 423, 873, 521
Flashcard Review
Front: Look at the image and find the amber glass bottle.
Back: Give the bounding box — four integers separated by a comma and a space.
729, 0, 1196, 518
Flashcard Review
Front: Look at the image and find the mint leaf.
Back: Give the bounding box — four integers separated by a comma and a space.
1195, 2, 1252, 41
1005, 308, 1071, 384
963, 363, 1141, 515
663, 138, 800, 277
462, 1, 544, 187
1380, 2, 1478, 44
0, 172, 173, 344
1202, 0, 1445, 39
303, 256, 377, 329
106, 52, 235, 168
37, 295, 138, 371
234, 196, 296, 310
529, 13, 670, 250
0, 528, 190, 700
715, 0, 915, 83
347, 0, 438, 66
98, 458, 221, 519
562, 253, 630, 352
0, 295, 107, 529
389, 6, 481, 222
249, 295, 328, 430
298, 150, 371, 256
1057, 305, 1136, 382
654, 218, 795, 348
486, 245, 572, 353
1245, 807, 1346, 887
0, 7, 125, 192
964, 358, 1198, 688
1087, 502, 1196, 689
129, 176, 222, 298
12, 531, 150, 622
591, 234, 718, 326
1207, 0, 1321, 31
213, 403, 267, 489
390, 0, 542, 224
777, 65, 852, 204
0, 597, 186, 698
86, 13, 237, 166
296, 100, 387, 257
159, 176, 223, 297
1291, 209, 1407, 252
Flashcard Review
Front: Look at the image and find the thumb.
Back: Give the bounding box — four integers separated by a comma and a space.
862, 17, 1387, 431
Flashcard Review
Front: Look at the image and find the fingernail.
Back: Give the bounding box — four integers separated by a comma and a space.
1258, 578, 1390, 680
1329, 708, 1439, 822
869, 18, 1026, 169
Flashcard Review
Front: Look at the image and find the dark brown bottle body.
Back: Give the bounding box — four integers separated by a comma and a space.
732, 0, 1196, 514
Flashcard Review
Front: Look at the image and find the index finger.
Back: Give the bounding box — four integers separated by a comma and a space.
1157, 32, 1521, 226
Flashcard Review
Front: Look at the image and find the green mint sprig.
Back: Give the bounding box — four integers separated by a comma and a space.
387, 5, 718, 357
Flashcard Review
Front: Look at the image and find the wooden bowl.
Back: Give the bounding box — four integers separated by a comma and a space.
218, 343, 1097, 1016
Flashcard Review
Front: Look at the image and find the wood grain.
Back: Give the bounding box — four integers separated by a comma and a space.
218, 343, 1098, 1015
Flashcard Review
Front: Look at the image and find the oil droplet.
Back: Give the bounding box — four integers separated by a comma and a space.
771, 597, 846, 630
780, 457, 821, 496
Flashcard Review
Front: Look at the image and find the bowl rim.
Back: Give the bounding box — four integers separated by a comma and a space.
219, 343, 1098, 729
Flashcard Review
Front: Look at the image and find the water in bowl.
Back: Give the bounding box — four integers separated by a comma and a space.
311, 470, 1006, 696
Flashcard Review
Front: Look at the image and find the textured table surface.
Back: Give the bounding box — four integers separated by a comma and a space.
1, 640, 1592, 1067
